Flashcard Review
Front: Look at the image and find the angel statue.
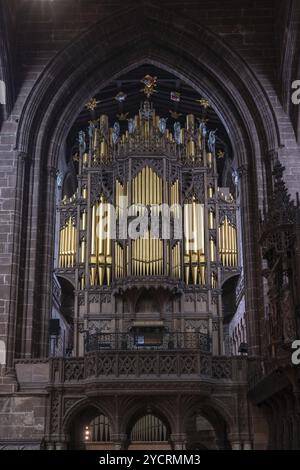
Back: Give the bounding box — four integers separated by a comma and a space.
112, 122, 120, 144
208, 129, 217, 154
198, 120, 207, 138
88, 121, 95, 138
78, 130, 86, 152
174, 121, 181, 144
159, 117, 168, 134
128, 118, 136, 135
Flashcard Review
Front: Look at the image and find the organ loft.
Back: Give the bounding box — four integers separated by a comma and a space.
55, 85, 241, 360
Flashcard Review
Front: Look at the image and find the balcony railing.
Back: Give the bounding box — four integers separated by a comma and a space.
85, 332, 211, 354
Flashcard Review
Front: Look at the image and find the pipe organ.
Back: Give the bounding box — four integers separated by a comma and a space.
56, 100, 240, 355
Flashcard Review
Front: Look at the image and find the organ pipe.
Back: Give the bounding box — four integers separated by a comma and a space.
57, 105, 239, 295
219, 215, 238, 267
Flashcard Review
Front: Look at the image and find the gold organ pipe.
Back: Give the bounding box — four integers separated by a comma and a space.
71, 222, 75, 266
60, 227, 64, 268
180, 128, 185, 145
59, 228, 62, 267
65, 221, 69, 267
83, 152, 88, 167
225, 217, 229, 266
106, 203, 111, 256
184, 204, 189, 255
149, 237, 153, 275
145, 167, 149, 205
90, 205, 97, 286
116, 181, 119, 217
229, 223, 233, 266
210, 238, 215, 262
189, 139, 195, 160
209, 210, 214, 230
138, 172, 142, 204
207, 152, 212, 168
81, 210, 87, 230
132, 240, 135, 276
197, 204, 203, 254
156, 173, 160, 205
141, 236, 145, 276
91, 205, 96, 256
160, 176, 163, 204
134, 176, 137, 205
149, 167, 152, 204
137, 238, 140, 276
64, 225, 67, 268
200, 255, 205, 285
141, 237, 144, 276
233, 226, 237, 265
80, 237, 86, 263
221, 222, 225, 265
232, 225, 236, 266
116, 244, 119, 278
224, 217, 228, 266
156, 238, 159, 275
159, 239, 163, 274
67, 217, 71, 267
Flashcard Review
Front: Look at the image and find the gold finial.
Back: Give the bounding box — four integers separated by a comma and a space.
116, 112, 129, 121
217, 150, 225, 159
141, 75, 158, 98
85, 98, 100, 111
169, 110, 182, 119
196, 98, 210, 109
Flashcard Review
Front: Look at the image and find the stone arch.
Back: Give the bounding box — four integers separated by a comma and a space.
62, 397, 116, 447
6, 4, 284, 364
182, 396, 236, 449
16, 6, 279, 158
119, 397, 176, 440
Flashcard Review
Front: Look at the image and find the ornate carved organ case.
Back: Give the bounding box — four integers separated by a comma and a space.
55, 101, 240, 355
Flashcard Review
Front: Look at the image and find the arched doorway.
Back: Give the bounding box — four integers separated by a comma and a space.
127, 413, 172, 450
186, 414, 227, 450
184, 401, 232, 450
68, 406, 113, 450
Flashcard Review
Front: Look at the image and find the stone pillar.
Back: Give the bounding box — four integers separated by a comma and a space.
46, 442, 55, 450
111, 433, 127, 450
243, 441, 252, 450
231, 441, 242, 450
56, 441, 67, 450
238, 164, 262, 356
170, 433, 187, 450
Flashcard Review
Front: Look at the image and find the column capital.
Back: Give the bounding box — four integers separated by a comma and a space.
170, 433, 187, 450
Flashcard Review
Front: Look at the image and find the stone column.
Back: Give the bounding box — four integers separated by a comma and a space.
243, 441, 252, 450
238, 164, 262, 356
46, 442, 55, 450
111, 433, 127, 450
231, 441, 242, 450
56, 441, 67, 450
170, 433, 187, 450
